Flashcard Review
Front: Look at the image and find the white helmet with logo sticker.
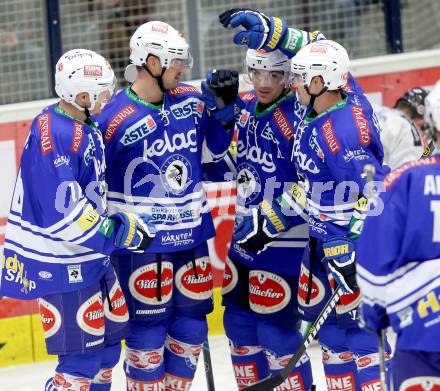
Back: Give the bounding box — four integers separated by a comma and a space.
291, 39, 350, 91
55, 48, 116, 112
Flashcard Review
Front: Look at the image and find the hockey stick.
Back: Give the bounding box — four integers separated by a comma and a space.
243, 287, 342, 391
377, 329, 388, 391
203, 338, 216, 391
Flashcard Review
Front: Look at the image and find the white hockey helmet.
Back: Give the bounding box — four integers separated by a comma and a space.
424, 81, 440, 133
125, 21, 193, 83
291, 40, 350, 91
55, 49, 116, 112
246, 49, 291, 72
245, 49, 291, 86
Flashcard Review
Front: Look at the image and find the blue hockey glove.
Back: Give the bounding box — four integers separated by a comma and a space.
201, 69, 242, 127
234, 200, 290, 254
110, 212, 156, 251
322, 236, 359, 294
219, 8, 288, 51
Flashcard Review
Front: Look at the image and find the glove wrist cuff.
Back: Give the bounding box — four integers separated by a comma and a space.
260, 199, 286, 233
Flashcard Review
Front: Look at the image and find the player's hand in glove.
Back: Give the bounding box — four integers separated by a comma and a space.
110, 212, 156, 251
201, 69, 242, 128
219, 8, 287, 51
322, 236, 358, 294
234, 200, 289, 254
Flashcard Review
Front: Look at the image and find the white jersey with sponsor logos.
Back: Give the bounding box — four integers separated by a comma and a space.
374, 104, 427, 170
95, 84, 233, 253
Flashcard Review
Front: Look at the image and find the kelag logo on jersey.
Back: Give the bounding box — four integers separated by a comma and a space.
175, 257, 213, 300
128, 262, 173, 305
236, 162, 261, 204
170, 98, 204, 120
120, 115, 157, 146
248, 270, 291, 314
236, 139, 276, 173
38, 298, 62, 338
143, 128, 198, 158
160, 154, 192, 194
76, 292, 105, 336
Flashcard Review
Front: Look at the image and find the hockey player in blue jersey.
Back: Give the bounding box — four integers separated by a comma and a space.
221, 48, 313, 390
290, 39, 392, 391
94, 21, 239, 390
0, 49, 156, 391
219, 8, 391, 390
356, 156, 440, 390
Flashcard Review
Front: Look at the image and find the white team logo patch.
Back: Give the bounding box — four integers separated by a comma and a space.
128, 262, 173, 305
161, 155, 192, 194
175, 257, 213, 300
76, 292, 105, 336
248, 270, 291, 314
67, 264, 83, 284
221, 258, 239, 295
38, 298, 62, 338
104, 281, 129, 323
236, 163, 261, 204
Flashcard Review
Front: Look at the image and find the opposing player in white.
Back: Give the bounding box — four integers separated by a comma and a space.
376, 87, 431, 169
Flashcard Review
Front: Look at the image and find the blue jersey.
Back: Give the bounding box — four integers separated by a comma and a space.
230, 90, 309, 275
0, 104, 117, 299
95, 84, 232, 253
356, 157, 440, 352
292, 76, 387, 239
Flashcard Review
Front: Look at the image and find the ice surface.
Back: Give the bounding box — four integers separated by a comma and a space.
0, 335, 327, 391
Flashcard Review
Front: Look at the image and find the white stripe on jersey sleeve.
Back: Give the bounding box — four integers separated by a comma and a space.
107, 189, 204, 205
357, 258, 440, 314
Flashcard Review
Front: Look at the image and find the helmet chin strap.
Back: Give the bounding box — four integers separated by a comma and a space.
70, 100, 92, 124
84, 107, 93, 125
305, 85, 328, 109
143, 63, 167, 93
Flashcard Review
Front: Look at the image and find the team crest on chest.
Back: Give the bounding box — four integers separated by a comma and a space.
236, 162, 261, 204
160, 154, 192, 195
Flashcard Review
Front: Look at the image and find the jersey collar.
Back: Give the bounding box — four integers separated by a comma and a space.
255, 90, 294, 118
304, 96, 348, 125
125, 86, 163, 110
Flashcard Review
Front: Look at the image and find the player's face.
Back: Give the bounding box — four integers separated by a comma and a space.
292, 74, 311, 105
250, 69, 287, 104
162, 57, 193, 90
